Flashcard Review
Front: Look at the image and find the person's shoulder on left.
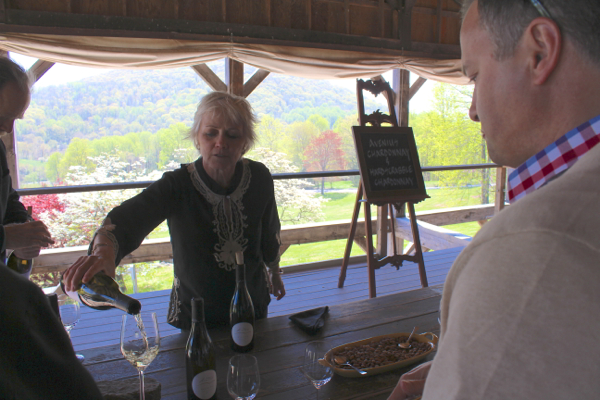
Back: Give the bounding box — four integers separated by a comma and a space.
0, 267, 104, 400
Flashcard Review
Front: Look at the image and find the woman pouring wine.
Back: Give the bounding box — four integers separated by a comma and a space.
62, 91, 286, 329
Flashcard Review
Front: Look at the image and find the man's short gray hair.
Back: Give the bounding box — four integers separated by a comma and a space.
461, 0, 600, 64
0, 56, 32, 95
187, 91, 257, 156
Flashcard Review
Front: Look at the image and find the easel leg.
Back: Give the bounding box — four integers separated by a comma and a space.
408, 203, 428, 287
338, 183, 363, 288
364, 201, 377, 298
389, 204, 398, 256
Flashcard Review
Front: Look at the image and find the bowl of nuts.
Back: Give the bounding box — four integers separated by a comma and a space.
324, 331, 438, 378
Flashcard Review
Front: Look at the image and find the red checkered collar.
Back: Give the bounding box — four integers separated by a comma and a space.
507, 115, 600, 203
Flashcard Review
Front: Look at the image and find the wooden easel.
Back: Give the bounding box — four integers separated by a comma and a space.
338, 78, 428, 298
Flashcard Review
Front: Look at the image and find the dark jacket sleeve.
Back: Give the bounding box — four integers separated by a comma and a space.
0, 267, 103, 400
105, 169, 182, 264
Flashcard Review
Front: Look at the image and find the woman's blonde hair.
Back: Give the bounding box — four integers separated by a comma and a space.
187, 91, 257, 155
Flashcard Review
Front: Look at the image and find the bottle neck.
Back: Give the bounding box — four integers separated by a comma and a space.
191, 300, 211, 341
114, 292, 142, 314
235, 263, 246, 284
192, 305, 206, 324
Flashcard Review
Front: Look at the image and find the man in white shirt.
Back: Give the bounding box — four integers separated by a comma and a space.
389, 0, 600, 398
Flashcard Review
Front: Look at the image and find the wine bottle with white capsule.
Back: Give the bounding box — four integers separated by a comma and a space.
229, 251, 255, 353
186, 297, 217, 400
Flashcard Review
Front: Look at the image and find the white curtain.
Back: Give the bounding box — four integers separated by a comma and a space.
0, 33, 469, 84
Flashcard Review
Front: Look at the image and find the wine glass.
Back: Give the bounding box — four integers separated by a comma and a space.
227, 354, 260, 400
300, 341, 333, 400
58, 294, 85, 362
120, 313, 160, 400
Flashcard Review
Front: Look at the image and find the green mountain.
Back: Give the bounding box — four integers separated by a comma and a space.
15, 64, 386, 184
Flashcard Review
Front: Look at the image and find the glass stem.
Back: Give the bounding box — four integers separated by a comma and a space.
139, 370, 145, 400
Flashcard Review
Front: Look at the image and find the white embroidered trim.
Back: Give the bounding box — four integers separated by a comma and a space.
188, 159, 250, 271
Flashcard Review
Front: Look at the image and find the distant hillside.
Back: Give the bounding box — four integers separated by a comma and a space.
14, 64, 387, 185
16, 65, 381, 152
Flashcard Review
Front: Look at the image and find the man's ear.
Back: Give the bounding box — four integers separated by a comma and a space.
523, 17, 562, 85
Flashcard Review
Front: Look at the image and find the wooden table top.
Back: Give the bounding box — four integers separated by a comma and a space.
82, 286, 442, 400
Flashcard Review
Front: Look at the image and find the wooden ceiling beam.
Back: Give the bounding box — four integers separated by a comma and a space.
28, 59, 55, 83
409, 76, 427, 100
436, 0, 443, 43
191, 64, 226, 92
0, 9, 461, 59
243, 69, 270, 98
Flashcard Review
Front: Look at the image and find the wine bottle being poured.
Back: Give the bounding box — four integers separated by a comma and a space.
229, 251, 255, 353
61, 272, 142, 315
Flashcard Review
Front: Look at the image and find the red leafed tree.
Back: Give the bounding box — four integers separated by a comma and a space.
304, 130, 346, 195
21, 194, 66, 221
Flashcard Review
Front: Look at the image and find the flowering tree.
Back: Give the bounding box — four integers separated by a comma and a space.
29, 152, 171, 288
38, 153, 165, 248
303, 130, 346, 194
247, 147, 327, 224
21, 193, 65, 220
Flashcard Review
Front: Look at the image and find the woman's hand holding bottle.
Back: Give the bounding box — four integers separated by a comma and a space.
62, 236, 116, 292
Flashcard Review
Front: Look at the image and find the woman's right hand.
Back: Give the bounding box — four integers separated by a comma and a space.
62, 253, 116, 292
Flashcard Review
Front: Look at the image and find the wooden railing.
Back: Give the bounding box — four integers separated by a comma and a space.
23, 164, 506, 274
32, 204, 496, 274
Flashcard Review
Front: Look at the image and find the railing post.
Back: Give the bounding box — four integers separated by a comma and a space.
130, 265, 138, 294
495, 167, 507, 214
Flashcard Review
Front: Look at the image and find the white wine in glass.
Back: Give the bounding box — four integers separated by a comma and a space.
58, 294, 85, 362
300, 341, 333, 400
227, 354, 260, 400
120, 312, 160, 400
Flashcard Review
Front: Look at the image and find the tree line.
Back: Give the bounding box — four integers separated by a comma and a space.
16, 64, 488, 202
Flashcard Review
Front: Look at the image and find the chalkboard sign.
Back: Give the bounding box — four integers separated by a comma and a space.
353, 126, 428, 205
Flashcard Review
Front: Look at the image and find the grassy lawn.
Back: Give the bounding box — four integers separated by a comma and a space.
117, 262, 174, 294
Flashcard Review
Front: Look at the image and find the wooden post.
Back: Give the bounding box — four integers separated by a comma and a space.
392, 68, 411, 254
225, 58, 244, 96
393, 69, 410, 128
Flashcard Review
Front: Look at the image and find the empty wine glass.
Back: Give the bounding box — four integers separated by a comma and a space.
227, 354, 260, 400
300, 341, 333, 400
58, 294, 85, 362
120, 313, 160, 400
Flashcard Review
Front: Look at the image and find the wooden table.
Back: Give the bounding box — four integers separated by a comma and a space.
82, 286, 442, 400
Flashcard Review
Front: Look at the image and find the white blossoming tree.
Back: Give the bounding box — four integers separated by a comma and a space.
247, 147, 327, 224
34, 149, 326, 290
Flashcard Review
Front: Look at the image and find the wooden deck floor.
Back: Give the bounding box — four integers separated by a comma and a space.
71, 246, 463, 352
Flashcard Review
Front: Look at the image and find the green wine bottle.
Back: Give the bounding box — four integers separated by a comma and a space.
229, 251, 255, 353
6, 251, 33, 279
5, 206, 34, 279
60, 272, 142, 315
186, 298, 217, 400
